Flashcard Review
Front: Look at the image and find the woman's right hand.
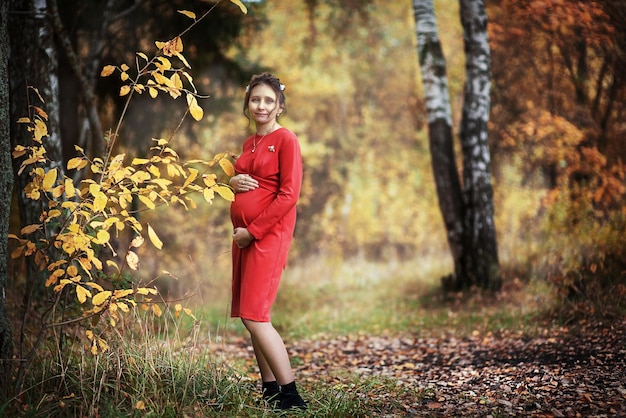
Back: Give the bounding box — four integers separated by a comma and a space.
230, 174, 259, 193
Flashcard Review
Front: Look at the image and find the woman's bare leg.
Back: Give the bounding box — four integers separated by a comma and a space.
242, 319, 295, 385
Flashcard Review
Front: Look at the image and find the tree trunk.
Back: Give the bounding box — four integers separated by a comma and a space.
459, 0, 500, 290
8, 0, 63, 333
413, 0, 501, 290
412, 0, 466, 288
0, 0, 16, 398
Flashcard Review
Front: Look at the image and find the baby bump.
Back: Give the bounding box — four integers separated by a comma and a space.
230, 188, 276, 226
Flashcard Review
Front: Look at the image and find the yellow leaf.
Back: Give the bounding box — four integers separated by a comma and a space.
151, 178, 172, 190
186, 94, 203, 121
130, 235, 144, 248
100, 65, 115, 77
173, 37, 183, 53
137, 52, 148, 62
175, 52, 191, 69
88, 282, 105, 292
152, 304, 163, 318
93, 191, 108, 213
120, 85, 131, 96
219, 158, 235, 177
12, 145, 27, 158
171, 73, 183, 89
116, 302, 130, 313
120, 72, 129, 82
156, 57, 172, 71
86, 330, 94, 340
138, 194, 155, 210
203, 188, 215, 202
46, 269, 64, 287
126, 251, 140, 270
149, 87, 158, 98
67, 157, 87, 170
135, 400, 146, 410
136, 287, 158, 296
168, 87, 181, 99
147, 164, 161, 178
93, 230, 110, 245
46, 209, 61, 220
67, 265, 78, 276
106, 260, 120, 272
42, 168, 58, 191
177, 10, 196, 19
76, 285, 91, 304
182, 167, 198, 189
131, 158, 150, 165
114, 289, 134, 299
64, 179, 76, 197
215, 185, 235, 201
130, 170, 151, 184
183, 308, 197, 320
51, 185, 64, 198
147, 224, 163, 249
21, 224, 41, 235
153, 71, 169, 86
203, 174, 217, 187
34, 119, 48, 143
92, 291, 112, 306
97, 338, 109, 352
120, 64, 129, 71
229, 0, 248, 14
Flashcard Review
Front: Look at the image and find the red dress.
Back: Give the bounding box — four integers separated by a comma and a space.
230, 127, 302, 322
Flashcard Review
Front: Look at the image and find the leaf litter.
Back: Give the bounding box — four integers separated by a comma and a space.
209, 317, 626, 416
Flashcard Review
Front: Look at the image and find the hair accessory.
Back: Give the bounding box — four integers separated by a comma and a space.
279, 83, 285, 91
268, 145, 276, 152
245, 85, 250, 93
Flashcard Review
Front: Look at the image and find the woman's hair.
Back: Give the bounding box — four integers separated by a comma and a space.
243, 73, 287, 121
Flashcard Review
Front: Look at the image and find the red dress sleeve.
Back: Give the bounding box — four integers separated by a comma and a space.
246, 130, 302, 240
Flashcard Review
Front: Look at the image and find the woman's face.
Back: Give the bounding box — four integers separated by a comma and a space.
248, 83, 282, 126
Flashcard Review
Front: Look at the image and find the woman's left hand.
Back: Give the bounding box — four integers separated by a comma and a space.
231, 174, 259, 193
233, 227, 255, 249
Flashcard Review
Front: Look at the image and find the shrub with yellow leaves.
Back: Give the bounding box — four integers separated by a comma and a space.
9, 3, 246, 357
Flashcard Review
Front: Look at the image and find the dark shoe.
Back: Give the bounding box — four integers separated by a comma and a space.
279, 381, 307, 410
279, 392, 307, 410
262, 381, 280, 407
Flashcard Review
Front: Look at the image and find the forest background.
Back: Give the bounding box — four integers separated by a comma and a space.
2, 0, 626, 415
56, 0, 625, 313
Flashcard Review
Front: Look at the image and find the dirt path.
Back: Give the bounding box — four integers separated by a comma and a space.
210, 319, 626, 416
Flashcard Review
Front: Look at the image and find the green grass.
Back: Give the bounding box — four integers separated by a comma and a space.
6, 255, 623, 417
192, 255, 554, 340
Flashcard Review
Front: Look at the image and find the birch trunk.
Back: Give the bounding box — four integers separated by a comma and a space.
459, 0, 501, 289
413, 0, 501, 290
412, 0, 466, 287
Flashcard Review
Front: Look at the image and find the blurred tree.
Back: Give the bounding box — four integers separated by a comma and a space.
8, 0, 64, 299
490, 0, 626, 166
1, 0, 15, 397
413, 0, 501, 290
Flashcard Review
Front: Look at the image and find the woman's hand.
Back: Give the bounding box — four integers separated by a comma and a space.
230, 174, 259, 193
233, 227, 255, 249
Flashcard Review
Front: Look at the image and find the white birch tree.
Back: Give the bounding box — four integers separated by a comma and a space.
413, 0, 501, 290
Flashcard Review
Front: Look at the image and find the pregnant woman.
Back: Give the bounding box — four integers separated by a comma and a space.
228, 73, 306, 410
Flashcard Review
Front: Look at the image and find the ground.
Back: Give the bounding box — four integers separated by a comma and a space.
210, 318, 626, 417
